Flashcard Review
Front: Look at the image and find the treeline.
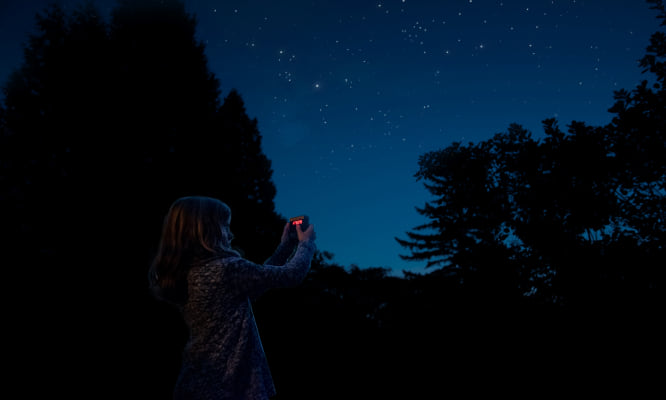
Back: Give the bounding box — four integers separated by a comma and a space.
1, 0, 663, 398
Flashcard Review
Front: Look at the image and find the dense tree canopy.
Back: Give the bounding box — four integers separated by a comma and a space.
397, 0, 665, 309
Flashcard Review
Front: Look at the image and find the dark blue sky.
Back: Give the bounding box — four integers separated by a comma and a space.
0, 0, 660, 274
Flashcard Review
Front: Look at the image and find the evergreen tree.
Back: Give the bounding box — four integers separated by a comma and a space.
216, 89, 284, 262
0, 0, 285, 272
0, 0, 286, 394
0, 3, 101, 256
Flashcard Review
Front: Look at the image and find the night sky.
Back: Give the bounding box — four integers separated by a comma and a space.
0, 0, 660, 274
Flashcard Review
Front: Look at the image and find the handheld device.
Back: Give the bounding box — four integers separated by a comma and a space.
288, 215, 310, 240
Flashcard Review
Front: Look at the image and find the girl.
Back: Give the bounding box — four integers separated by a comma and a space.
149, 196, 316, 399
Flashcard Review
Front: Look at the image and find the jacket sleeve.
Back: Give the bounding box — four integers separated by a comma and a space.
225, 240, 317, 298
263, 237, 298, 267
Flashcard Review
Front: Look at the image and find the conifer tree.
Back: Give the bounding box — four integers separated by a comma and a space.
0, 0, 285, 265
0, 2, 286, 392
216, 89, 284, 262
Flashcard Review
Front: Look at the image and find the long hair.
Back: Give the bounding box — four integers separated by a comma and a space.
149, 196, 239, 305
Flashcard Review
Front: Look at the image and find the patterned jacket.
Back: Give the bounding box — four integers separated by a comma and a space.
174, 239, 317, 399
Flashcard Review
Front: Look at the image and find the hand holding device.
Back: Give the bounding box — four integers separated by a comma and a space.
289, 215, 315, 241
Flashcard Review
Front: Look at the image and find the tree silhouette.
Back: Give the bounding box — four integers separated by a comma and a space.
397, 0, 664, 310
216, 89, 284, 262
604, 0, 665, 309
0, 0, 286, 396
3, 0, 663, 397
1, 0, 285, 272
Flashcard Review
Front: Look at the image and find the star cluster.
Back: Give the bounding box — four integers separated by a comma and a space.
188, 1, 656, 273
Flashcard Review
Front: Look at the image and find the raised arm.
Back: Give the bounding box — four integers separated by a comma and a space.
264, 222, 298, 266
226, 223, 317, 298
226, 239, 316, 298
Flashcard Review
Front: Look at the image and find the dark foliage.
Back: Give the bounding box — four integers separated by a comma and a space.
0, 0, 283, 396
1, 0, 663, 398
397, 1, 665, 313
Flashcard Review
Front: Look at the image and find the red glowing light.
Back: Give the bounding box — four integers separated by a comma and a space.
292, 220, 303, 225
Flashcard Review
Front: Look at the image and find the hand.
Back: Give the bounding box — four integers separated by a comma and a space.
297, 223, 316, 243
280, 222, 292, 244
